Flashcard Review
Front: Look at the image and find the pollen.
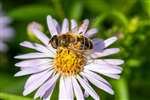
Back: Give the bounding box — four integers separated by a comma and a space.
54, 47, 86, 76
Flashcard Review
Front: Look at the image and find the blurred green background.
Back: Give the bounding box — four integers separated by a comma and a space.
0, 0, 150, 100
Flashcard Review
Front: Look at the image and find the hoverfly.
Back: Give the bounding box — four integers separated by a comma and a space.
49, 33, 93, 51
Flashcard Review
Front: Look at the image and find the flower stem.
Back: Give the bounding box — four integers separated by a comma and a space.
114, 78, 129, 100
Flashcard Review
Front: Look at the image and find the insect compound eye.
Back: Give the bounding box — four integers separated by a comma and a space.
50, 35, 59, 49
89, 40, 93, 49
84, 39, 90, 49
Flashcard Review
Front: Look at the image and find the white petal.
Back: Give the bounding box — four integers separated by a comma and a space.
64, 77, 74, 100
83, 77, 89, 97
92, 38, 105, 52
81, 72, 114, 95
85, 28, 98, 37
104, 36, 117, 47
34, 74, 59, 99
43, 83, 56, 100
14, 52, 54, 59
90, 60, 123, 70
71, 19, 77, 30
23, 70, 53, 96
72, 77, 84, 100
24, 70, 49, 89
59, 76, 68, 100
103, 59, 124, 65
14, 65, 51, 76
47, 15, 58, 36
91, 48, 120, 58
20, 41, 50, 53
53, 19, 61, 33
85, 64, 122, 74
21, 62, 53, 72
76, 75, 100, 100
61, 18, 69, 34
47, 44, 56, 54
15, 59, 52, 67
78, 19, 89, 34
32, 29, 50, 45
71, 27, 78, 33
84, 69, 111, 87
102, 73, 120, 79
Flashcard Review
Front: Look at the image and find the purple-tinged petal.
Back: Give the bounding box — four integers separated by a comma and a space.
61, 18, 69, 34
14, 65, 51, 77
52, 19, 61, 33
90, 60, 123, 70
85, 63, 122, 74
103, 59, 124, 65
32, 29, 50, 45
85, 28, 98, 37
91, 48, 120, 58
43, 83, 56, 100
78, 19, 89, 34
71, 19, 77, 30
92, 38, 105, 52
34, 74, 59, 99
24, 70, 49, 89
14, 52, 54, 59
71, 27, 78, 34
47, 15, 58, 36
102, 73, 120, 79
20, 41, 50, 53
104, 36, 117, 47
15, 59, 52, 67
23, 70, 53, 96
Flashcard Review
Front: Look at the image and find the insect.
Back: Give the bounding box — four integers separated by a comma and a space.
49, 33, 93, 50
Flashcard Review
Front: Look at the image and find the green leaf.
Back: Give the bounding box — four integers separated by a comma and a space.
0, 92, 32, 100
8, 5, 55, 21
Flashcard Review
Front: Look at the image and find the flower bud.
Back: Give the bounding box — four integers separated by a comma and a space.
27, 21, 43, 41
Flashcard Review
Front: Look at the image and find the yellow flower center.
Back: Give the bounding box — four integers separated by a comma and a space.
54, 47, 86, 76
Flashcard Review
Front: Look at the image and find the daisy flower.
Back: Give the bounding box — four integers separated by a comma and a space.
0, 5, 14, 52
15, 15, 124, 100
